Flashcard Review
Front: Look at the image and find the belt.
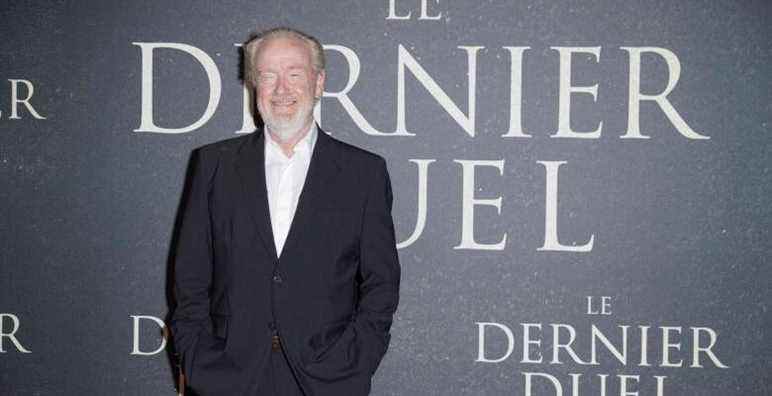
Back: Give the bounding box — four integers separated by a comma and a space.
272, 334, 281, 351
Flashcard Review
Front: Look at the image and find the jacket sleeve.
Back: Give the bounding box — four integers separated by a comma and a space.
352, 156, 401, 375
169, 148, 219, 385
304, 156, 401, 384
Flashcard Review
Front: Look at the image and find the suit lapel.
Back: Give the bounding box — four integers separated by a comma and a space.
234, 127, 342, 263
235, 129, 279, 261
279, 128, 341, 261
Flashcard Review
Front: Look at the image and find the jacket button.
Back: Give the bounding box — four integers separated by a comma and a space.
272, 274, 282, 283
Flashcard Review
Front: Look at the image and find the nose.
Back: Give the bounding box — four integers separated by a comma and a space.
274, 74, 290, 94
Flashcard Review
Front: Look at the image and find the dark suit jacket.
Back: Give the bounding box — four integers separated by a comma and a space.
170, 127, 401, 395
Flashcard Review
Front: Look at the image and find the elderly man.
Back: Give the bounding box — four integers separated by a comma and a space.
170, 27, 401, 395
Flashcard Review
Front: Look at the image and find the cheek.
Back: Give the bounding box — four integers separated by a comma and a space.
257, 92, 276, 108
302, 84, 319, 100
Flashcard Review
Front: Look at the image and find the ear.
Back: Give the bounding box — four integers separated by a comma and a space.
314, 70, 326, 98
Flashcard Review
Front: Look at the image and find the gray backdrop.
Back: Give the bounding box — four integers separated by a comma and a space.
1, 1, 770, 395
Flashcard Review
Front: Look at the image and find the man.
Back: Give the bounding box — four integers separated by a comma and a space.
170, 27, 401, 395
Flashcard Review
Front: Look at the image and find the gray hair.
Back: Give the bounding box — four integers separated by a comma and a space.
243, 26, 325, 88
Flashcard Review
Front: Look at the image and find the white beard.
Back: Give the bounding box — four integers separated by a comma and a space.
258, 97, 314, 143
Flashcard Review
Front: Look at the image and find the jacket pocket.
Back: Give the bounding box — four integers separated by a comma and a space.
308, 318, 352, 362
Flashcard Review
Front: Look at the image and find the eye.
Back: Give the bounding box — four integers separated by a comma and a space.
259, 72, 277, 83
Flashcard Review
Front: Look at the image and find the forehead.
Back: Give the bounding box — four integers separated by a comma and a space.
255, 36, 313, 69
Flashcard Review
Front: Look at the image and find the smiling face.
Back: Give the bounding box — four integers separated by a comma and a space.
253, 36, 325, 142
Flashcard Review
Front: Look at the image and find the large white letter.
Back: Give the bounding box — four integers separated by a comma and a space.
551, 324, 589, 364
550, 47, 602, 139
454, 160, 506, 250
320, 45, 409, 136
619, 375, 640, 396
523, 372, 563, 396
0, 314, 31, 353
8, 79, 46, 119
133, 42, 221, 133
419, 0, 442, 20
660, 326, 683, 367
398, 45, 482, 137
397, 159, 435, 249
655, 376, 667, 396
537, 161, 595, 252
522, 323, 543, 363
590, 325, 628, 365
387, 0, 411, 19
387, 0, 442, 20
620, 47, 708, 139
501, 47, 532, 138
130, 315, 167, 356
476, 322, 514, 363
691, 327, 729, 368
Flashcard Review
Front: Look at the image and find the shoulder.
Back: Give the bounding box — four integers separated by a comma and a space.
185, 134, 254, 182
324, 132, 387, 170
195, 133, 253, 159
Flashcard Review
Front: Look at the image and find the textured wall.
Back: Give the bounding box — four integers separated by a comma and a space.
1, 1, 770, 395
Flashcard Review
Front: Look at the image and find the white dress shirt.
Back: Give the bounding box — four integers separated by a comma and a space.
264, 124, 317, 257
